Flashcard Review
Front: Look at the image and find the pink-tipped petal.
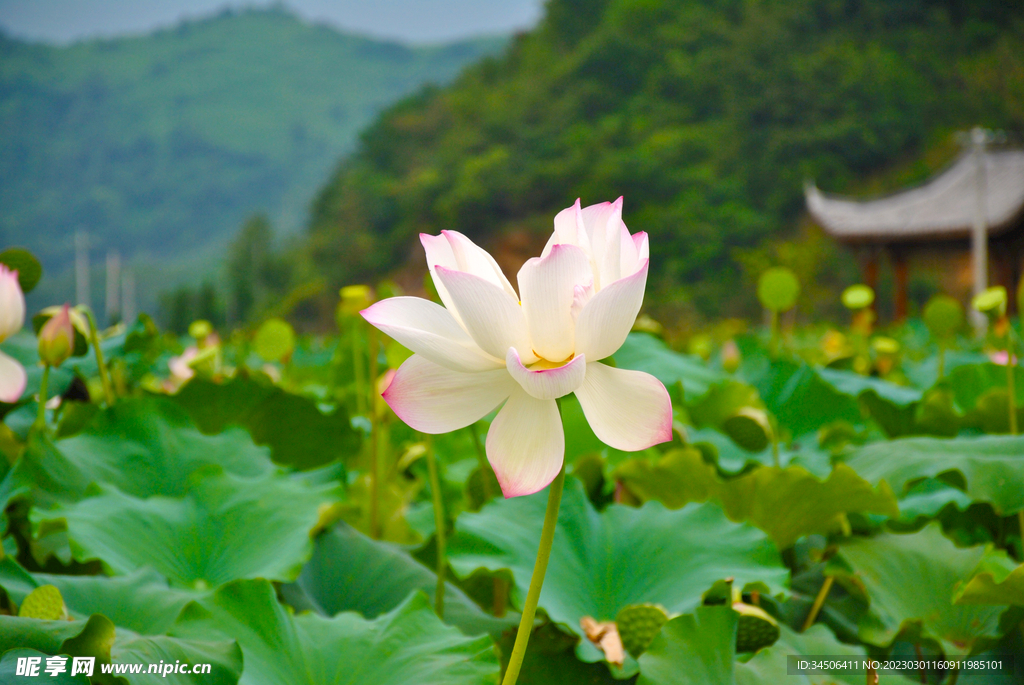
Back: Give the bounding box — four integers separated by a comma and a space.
442, 230, 518, 298
574, 259, 649, 361
383, 354, 515, 433
619, 224, 640, 279
517, 243, 590, 362
574, 362, 672, 451
420, 233, 461, 323
506, 347, 586, 400
0, 265, 25, 342
632, 231, 649, 264
435, 267, 535, 363
552, 199, 589, 253
0, 350, 27, 403
580, 198, 623, 289
361, 297, 501, 373
486, 387, 564, 498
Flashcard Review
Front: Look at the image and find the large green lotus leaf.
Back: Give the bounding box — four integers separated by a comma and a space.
612, 333, 725, 404
108, 634, 242, 685
954, 557, 1024, 607
34, 470, 340, 588
637, 609, 904, 685
0, 560, 197, 635
171, 375, 359, 470
736, 624, 905, 685
614, 450, 898, 549
0, 649, 89, 684
948, 363, 1024, 412
0, 431, 94, 511
281, 522, 516, 638
686, 381, 762, 430
751, 361, 862, 436
830, 524, 1006, 655
56, 397, 274, 499
844, 435, 1024, 514
447, 478, 787, 647
170, 579, 499, 685
636, 606, 737, 685
0, 614, 115, 660
0, 559, 242, 685
816, 367, 923, 407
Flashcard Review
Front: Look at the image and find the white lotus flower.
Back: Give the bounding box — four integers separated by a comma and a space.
0, 265, 27, 403
362, 198, 672, 497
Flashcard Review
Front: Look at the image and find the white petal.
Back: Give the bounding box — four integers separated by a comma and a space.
574, 259, 649, 361
443, 230, 518, 298
619, 225, 640, 280
633, 231, 649, 264
486, 386, 563, 498
548, 198, 590, 256
574, 362, 672, 451
435, 267, 535, 363
580, 198, 623, 289
361, 297, 502, 372
517, 243, 590, 361
383, 354, 515, 433
506, 347, 586, 400
0, 266, 25, 342
0, 350, 26, 403
420, 233, 461, 323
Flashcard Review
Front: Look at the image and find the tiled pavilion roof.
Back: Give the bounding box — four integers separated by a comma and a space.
806, 150, 1024, 243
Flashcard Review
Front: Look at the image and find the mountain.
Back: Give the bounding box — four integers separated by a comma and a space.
307, 0, 1024, 319
0, 6, 505, 308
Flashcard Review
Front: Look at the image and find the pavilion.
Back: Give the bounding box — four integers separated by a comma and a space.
805, 142, 1024, 320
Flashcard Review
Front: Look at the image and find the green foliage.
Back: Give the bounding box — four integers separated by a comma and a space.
0, 248, 43, 294
308, 0, 1024, 314
170, 580, 500, 685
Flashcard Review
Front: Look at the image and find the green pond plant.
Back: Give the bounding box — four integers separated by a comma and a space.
972, 286, 1016, 435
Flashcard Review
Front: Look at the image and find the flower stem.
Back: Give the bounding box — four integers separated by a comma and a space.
34, 365, 50, 430
469, 423, 493, 501
83, 307, 115, 406
425, 435, 446, 617
501, 466, 565, 685
1005, 331, 1017, 435
801, 575, 834, 632
368, 324, 380, 539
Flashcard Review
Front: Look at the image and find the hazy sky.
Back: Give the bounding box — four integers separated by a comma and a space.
0, 0, 545, 45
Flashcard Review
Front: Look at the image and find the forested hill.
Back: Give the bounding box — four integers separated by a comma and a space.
308, 0, 1024, 317
0, 7, 505, 271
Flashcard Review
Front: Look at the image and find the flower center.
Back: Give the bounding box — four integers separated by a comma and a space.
529, 353, 575, 371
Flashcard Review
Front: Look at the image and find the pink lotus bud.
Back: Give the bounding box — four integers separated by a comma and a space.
38, 304, 75, 367
0, 265, 25, 342
721, 339, 741, 373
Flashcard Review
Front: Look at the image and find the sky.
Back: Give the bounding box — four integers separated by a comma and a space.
0, 0, 545, 45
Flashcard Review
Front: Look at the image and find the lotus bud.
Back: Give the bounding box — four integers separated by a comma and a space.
721, 339, 741, 373
0, 264, 25, 342
38, 304, 75, 367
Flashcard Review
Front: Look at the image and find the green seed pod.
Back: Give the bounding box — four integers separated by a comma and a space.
19, 585, 68, 620
615, 603, 669, 658
733, 601, 780, 652
972, 286, 1007, 319
757, 267, 800, 313
841, 284, 875, 310
923, 295, 963, 339
722, 408, 772, 453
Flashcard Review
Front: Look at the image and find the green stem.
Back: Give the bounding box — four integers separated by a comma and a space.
425, 435, 446, 617
83, 308, 115, 405
1006, 333, 1017, 435
368, 325, 380, 539
501, 467, 565, 685
353, 324, 366, 416
34, 365, 50, 430
770, 310, 779, 359
937, 341, 945, 380
469, 423, 493, 501
801, 575, 833, 632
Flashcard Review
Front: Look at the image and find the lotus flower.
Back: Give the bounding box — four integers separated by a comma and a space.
362, 198, 672, 497
0, 265, 27, 403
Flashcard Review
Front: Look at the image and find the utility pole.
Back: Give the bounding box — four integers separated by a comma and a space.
121, 269, 136, 326
106, 249, 121, 325
75, 230, 90, 309
970, 127, 991, 334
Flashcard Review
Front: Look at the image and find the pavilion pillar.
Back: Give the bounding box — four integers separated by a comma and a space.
970, 128, 990, 333
892, 248, 909, 321
860, 247, 880, 305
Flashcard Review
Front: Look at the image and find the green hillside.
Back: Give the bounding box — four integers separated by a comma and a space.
0, 6, 504, 275
308, 0, 1024, 319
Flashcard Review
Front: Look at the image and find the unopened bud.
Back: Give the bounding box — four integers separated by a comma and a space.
0, 264, 25, 342
38, 304, 75, 367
